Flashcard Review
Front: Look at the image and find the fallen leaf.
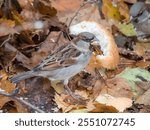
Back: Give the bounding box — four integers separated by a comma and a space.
31, 31, 69, 67
100, 77, 133, 98
135, 61, 150, 68
134, 42, 150, 56
96, 94, 132, 112
102, 0, 121, 21
33, 0, 57, 17
52, 0, 101, 25
0, 19, 16, 36
117, 68, 150, 89
0, 70, 27, 112
117, 23, 136, 36
91, 79, 105, 99
54, 93, 75, 112
75, 89, 89, 99
87, 100, 118, 112
51, 81, 64, 94
136, 88, 150, 106
0, 70, 16, 94
124, 103, 150, 113
15, 77, 56, 112
70, 108, 88, 113
115, 0, 130, 21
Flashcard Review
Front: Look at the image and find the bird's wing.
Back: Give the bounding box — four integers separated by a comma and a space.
33, 44, 82, 71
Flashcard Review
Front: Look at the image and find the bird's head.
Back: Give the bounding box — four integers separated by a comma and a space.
77, 32, 101, 54
78, 32, 98, 42
130, 2, 147, 23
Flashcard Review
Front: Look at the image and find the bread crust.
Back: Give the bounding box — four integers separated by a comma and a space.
70, 21, 119, 69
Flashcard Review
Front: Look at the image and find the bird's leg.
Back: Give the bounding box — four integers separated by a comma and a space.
63, 80, 83, 100
95, 68, 110, 93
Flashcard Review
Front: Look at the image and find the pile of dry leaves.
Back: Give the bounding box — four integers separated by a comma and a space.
0, 0, 150, 113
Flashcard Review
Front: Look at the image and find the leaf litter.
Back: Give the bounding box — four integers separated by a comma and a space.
0, 0, 150, 113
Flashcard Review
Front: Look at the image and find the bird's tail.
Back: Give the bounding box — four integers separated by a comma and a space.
9, 71, 35, 83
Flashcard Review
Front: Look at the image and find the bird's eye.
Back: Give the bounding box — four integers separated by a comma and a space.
138, 10, 143, 16
138, 6, 146, 17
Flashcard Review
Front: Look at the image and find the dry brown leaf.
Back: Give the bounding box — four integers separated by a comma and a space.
12, 10, 24, 25
91, 79, 105, 99
102, 0, 121, 21
135, 81, 150, 91
0, 19, 16, 36
136, 88, 150, 106
102, 0, 129, 21
0, 70, 16, 93
96, 94, 132, 112
33, 0, 57, 17
100, 77, 133, 98
3, 43, 32, 70
51, 0, 101, 24
51, 81, 64, 94
0, 70, 27, 112
18, 0, 31, 8
51, 0, 83, 13
70, 108, 87, 113
135, 60, 150, 68
117, 0, 130, 21
31, 31, 69, 67
0, 96, 11, 109
87, 100, 118, 112
0, 70, 15, 108
75, 90, 89, 99
134, 42, 150, 56
54, 93, 75, 112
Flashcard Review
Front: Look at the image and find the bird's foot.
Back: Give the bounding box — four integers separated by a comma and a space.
64, 85, 86, 101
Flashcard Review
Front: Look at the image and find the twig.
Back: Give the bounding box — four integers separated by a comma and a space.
14, 97, 45, 113
55, 19, 69, 44
0, 34, 13, 47
95, 68, 110, 92
55, 1, 89, 44
0, 89, 45, 113
68, 2, 88, 27
97, 0, 105, 19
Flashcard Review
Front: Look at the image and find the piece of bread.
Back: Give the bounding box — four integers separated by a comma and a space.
70, 21, 119, 69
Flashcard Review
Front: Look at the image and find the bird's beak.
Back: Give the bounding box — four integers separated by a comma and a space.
130, 16, 133, 22
90, 38, 103, 55
130, 16, 137, 23
90, 37, 99, 46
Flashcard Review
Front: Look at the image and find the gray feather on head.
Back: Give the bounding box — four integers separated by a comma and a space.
130, 2, 145, 17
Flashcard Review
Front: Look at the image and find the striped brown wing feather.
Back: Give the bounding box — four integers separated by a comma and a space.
33, 44, 81, 71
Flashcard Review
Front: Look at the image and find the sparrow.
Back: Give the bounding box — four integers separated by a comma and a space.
130, 2, 150, 41
9, 32, 100, 97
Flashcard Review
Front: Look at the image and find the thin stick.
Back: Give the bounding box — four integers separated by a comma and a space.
56, 1, 89, 44
14, 97, 45, 113
0, 89, 45, 113
95, 68, 110, 93
68, 2, 88, 27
